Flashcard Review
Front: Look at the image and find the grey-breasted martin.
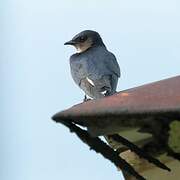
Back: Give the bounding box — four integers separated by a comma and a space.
64, 30, 120, 101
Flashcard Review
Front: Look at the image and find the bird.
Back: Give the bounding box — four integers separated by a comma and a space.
64, 30, 120, 101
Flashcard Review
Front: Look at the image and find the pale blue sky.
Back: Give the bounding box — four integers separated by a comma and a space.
1, 0, 180, 180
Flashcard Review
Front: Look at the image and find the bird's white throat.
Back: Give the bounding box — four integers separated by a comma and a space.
75, 38, 93, 53
76, 47, 83, 53
75, 46, 91, 53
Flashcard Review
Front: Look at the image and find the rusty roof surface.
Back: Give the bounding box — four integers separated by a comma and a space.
53, 76, 180, 121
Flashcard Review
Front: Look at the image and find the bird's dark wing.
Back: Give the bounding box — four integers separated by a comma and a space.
87, 48, 120, 80
87, 48, 120, 95
104, 51, 121, 78
103, 52, 120, 94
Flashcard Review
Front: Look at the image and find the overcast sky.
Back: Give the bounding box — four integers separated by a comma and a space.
1, 0, 180, 180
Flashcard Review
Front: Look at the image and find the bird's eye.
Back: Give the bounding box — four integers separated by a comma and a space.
79, 36, 87, 42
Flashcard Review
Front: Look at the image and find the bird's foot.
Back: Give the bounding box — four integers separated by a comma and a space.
83, 95, 91, 102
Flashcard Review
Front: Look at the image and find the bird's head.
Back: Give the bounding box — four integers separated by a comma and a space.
64, 30, 105, 53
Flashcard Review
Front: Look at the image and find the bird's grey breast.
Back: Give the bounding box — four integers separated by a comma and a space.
70, 54, 89, 85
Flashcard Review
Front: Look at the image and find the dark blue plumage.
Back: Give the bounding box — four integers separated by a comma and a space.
65, 30, 120, 100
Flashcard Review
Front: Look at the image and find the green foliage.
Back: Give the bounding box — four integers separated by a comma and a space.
168, 121, 180, 153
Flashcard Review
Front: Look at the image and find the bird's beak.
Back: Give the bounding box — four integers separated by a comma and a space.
64, 40, 76, 45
